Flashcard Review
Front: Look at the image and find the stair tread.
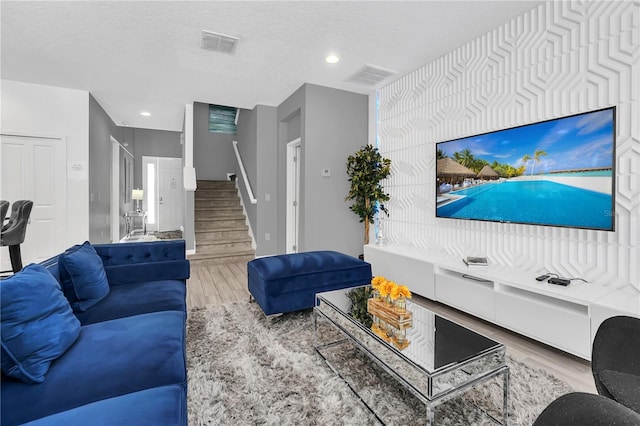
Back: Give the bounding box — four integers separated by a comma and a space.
195, 217, 246, 222
188, 252, 255, 260
195, 226, 248, 232
190, 247, 255, 255
196, 237, 251, 244
195, 206, 242, 210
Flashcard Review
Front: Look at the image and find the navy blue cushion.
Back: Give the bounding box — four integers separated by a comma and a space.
74, 279, 186, 325
0, 311, 186, 426
248, 251, 372, 315
0, 264, 80, 384
103, 260, 190, 287
95, 240, 187, 267
22, 385, 186, 426
59, 241, 110, 312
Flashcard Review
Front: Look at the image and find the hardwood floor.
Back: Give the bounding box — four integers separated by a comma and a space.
187, 262, 597, 394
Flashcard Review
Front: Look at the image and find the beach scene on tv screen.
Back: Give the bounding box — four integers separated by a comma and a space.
436, 108, 615, 230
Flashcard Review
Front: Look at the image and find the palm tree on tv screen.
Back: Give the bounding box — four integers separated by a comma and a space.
457, 148, 475, 169
521, 154, 531, 174
530, 150, 548, 175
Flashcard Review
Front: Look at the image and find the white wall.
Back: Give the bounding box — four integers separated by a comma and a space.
1, 79, 90, 248
376, 2, 639, 290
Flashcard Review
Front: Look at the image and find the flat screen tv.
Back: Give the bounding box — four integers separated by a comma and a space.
435, 107, 616, 231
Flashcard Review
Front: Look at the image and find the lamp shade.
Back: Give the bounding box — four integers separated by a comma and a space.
131, 189, 144, 201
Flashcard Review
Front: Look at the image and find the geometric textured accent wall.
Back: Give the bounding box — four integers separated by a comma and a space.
377, 1, 639, 290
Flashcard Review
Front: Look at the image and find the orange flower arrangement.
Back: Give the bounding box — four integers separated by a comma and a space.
370, 276, 412, 300
392, 285, 412, 300
379, 280, 397, 298
371, 276, 386, 290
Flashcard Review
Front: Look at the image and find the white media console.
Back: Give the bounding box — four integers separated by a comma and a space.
364, 244, 639, 360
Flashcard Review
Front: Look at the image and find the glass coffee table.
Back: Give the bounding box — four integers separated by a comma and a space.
314, 286, 509, 425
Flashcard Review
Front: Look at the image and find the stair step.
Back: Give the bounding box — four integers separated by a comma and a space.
195, 218, 247, 230
188, 253, 255, 266
196, 180, 235, 189
195, 199, 240, 208
188, 243, 255, 266
190, 246, 255, 258
196, 228, 249, 240
195, 211, 242, 220
194, 208, 244, 218
196, 239, 252, 250
196, 188, 238, 197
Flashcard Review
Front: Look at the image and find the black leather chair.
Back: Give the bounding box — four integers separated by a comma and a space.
591, 315, 640, 415
0, 200, 9, 226
0, 200, 34, 273
533, 392, 640, 426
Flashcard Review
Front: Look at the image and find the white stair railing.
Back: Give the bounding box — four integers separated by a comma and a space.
232, 140, 257, 204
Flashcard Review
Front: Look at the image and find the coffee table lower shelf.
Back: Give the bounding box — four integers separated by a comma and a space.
313, 304, 510, 425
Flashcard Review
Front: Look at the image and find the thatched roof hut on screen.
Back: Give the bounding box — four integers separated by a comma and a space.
437, 158, 476, 181
477, 164, 499, 180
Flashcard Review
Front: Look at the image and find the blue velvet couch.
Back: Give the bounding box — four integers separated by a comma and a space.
1, 240, 190, 426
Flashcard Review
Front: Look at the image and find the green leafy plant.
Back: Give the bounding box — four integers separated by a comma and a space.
345, 145, 392, 245
347, 287, 373, 328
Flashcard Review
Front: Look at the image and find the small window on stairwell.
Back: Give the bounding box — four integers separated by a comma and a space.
208, 104, 238, 134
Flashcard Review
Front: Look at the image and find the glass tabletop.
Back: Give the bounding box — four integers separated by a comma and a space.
317, 286, 504, 374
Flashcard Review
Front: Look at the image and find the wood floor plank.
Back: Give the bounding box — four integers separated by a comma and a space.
186, 267, 206, 308
186, 261, 597, 394
207, 265, 236, 304
218, 263, 249, 300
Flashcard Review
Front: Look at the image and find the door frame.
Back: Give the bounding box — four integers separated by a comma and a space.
142, 155, 183, 232
286, 138, 301, 254
1, 132, 67, 268
110, 136, 120, 242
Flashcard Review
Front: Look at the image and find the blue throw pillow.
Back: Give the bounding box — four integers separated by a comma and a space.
1, 264, 81, 384
59, 241, 110, 312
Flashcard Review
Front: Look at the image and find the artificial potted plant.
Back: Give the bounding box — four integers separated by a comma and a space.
345, 145, 392, 246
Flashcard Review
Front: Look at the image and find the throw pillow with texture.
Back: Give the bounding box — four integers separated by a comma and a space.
59, 241, 110, 312
1, 264, 81, 384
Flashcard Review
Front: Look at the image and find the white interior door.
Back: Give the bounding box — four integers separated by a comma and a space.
286, 138, 301, 253
1, 134, 67, 270
142, 156, 183, 233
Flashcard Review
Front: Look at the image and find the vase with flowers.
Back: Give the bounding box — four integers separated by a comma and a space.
391, 284, 412, 313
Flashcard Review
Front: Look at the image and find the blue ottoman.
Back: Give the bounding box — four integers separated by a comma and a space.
247, 251, 372, 316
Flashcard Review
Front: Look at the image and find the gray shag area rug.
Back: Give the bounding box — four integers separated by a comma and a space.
187, 302, 573, 425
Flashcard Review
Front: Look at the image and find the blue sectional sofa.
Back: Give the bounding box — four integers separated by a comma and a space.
1, 240, 189, 426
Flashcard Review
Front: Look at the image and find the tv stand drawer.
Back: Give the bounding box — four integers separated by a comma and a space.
434, 270, 494, 321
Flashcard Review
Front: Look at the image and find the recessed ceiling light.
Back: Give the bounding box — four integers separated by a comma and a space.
140, 111, 151, 117
325, 54, 340, 64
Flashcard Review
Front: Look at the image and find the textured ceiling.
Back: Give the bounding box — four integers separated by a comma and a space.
1, 1, 542, 132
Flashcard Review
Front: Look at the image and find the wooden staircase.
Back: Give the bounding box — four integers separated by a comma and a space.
188, 180, 255, 266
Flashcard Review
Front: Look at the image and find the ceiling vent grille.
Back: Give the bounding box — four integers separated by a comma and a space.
201, 30, 239, 54
346, 64, 397, 87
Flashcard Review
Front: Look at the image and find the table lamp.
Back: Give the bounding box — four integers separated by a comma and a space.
132, 189, 143, 212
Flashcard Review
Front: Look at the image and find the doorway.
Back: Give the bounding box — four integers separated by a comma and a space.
1, 133, 67, 270
286, 138, 301, 254
142, 156, 183, 232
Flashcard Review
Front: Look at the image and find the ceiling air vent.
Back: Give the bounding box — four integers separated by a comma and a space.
346, 64, 397, 87
201, 30, 239, 54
